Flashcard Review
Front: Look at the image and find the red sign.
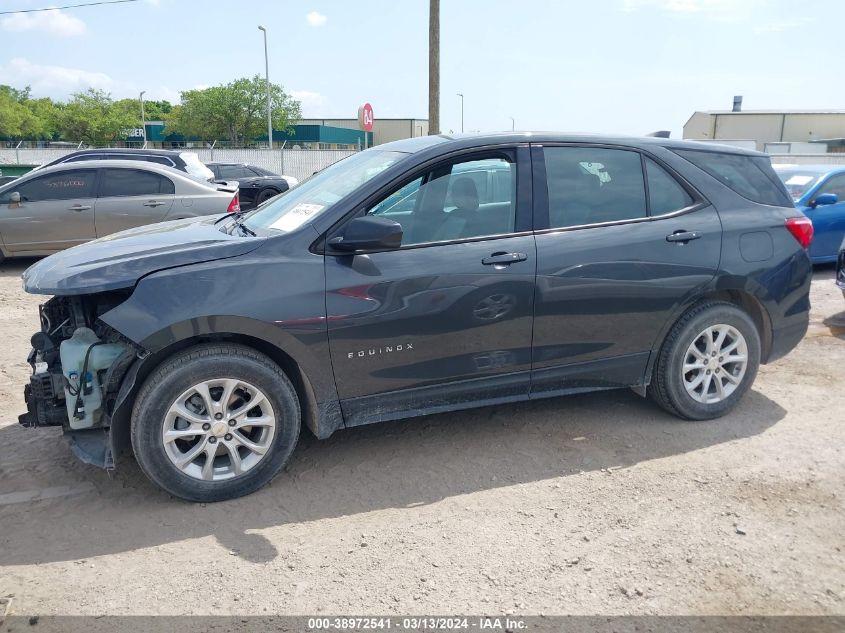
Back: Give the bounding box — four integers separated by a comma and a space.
358, 103, 374, 132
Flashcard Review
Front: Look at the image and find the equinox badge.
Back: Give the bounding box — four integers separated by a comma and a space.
348, 343, 414, 359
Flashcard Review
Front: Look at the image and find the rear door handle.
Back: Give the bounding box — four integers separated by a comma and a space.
69, 205, 91, 212
666, 230, 701, 243
482, 252, 528, 266
142, 200, 166, 207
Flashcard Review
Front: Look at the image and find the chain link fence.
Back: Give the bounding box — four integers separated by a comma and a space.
0, 146, 358, 183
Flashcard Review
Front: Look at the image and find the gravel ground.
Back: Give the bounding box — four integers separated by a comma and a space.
0, 258, 843, 616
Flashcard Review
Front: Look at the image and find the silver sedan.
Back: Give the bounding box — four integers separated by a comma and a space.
0, 160, 240, 262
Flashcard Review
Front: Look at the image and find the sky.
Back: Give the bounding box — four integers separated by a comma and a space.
1, 0, 843, 138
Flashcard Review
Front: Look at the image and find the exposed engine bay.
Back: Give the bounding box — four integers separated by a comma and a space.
19, 291, 146, 466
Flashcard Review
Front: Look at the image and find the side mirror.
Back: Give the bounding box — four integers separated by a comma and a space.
328, 215, 403, 252
8, 191, 21, 208
811, 192, 838, 208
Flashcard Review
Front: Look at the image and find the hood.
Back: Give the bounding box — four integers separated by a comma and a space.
23, 215, 265, 295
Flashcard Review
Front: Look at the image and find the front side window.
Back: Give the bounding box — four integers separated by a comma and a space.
367, 156, 516, 246
775, 169, 822, 202
99, 168, 175, 197
543, 147, 647, 228
245, 150, 408, 233
816, 174, 845, 202
16, 170, 96, 202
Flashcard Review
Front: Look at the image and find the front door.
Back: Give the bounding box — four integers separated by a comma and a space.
0, 168, 98, 253
93, 167, 175, 236
324, 149, 536, 425
530, 144, 721, 396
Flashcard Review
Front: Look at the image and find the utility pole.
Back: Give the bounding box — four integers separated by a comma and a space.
457, 93, 464, 133
139, 91, 146, 146
429, 0, 440, 135
258, 25, 273, 149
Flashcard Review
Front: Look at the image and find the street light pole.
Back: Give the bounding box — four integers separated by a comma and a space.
139, 90, 146, 147
509, 116, 514, 131
457, 93, 464, 133
258, 25, 273, 150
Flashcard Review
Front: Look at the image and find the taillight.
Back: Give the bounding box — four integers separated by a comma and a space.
226, 193, 240, 213
785, 217, 813, 249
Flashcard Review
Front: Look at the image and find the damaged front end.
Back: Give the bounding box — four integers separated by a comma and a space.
20, 291, 147, 469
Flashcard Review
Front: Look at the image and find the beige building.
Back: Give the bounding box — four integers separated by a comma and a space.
683, 110, 845, 153
299, 118, 429, 146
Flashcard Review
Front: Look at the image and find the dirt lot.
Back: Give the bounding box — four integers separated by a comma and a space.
0, 258, 843, 617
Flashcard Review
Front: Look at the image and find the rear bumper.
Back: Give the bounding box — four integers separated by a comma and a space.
768, 316, 809, 364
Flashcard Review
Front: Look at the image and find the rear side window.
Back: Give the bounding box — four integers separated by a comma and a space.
645, 158, 693, 215
64, 154, 104, 163
144, 156, 176, 167
675, 149, 791, 207
218, 164, 255, 179
543, 146, 647, 228
98, 168, 175, 197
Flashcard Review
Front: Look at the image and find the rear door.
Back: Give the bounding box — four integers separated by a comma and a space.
530, 144, 721, 396
93, 167, 175, 236
0, 168, 97, 253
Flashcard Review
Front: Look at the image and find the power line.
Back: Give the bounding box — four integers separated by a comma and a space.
0, 0, 139, 15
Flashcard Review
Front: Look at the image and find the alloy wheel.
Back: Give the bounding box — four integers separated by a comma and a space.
682, 324, 748, 404
162, 378, 276, 481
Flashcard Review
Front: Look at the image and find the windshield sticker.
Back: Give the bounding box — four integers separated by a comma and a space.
268, 203, 325, 232
784, 175, 814, 186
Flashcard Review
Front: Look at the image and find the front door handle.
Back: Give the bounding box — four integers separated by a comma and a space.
69, 205, 91, 212
666, 230, 701, 243
482, 252, 528, 266
142, 200, 166, 207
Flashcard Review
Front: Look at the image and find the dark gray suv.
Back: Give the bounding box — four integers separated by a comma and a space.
19, 133, 813, 502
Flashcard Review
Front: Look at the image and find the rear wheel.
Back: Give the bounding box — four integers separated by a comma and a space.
649, 302, 761, 420
131, 343, 300, 502
255, 188, 280, 206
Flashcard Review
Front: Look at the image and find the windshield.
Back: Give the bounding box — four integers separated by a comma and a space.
244, 150, 408, 233
179, 152, 215, 181
775, 169, 822, 202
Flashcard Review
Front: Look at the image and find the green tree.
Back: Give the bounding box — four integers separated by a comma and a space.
114, 98, 173, 123
56, 88, 138, 146
0, 85, 57, 140
166, 75, 301, 144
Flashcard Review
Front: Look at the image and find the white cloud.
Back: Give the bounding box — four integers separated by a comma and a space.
290, 90, 328, 116
0, 57, 179, 103
0, 8, 87, 36
622, 0, 763, 22
752, 17, 812, 34
305, 11, 327, 27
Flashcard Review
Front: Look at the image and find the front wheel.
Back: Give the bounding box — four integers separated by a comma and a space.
649, 302, 761, 420
131, 343, 300, 502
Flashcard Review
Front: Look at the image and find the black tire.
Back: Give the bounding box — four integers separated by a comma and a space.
255, 188, 280, 206
130, 343, 300, 502
649, 301, 761, 420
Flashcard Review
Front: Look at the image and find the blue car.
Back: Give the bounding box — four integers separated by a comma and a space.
775, 164, 845, 263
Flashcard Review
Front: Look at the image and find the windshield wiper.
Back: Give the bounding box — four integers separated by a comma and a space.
237, 222, 256, 237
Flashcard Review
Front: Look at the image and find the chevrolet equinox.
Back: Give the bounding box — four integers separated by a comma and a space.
19, 133, 813, 502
